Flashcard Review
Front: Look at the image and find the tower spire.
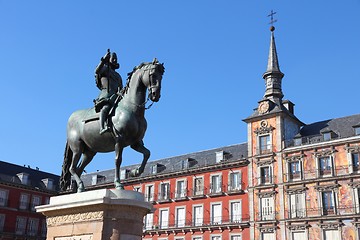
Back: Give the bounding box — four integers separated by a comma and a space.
262, 11, 284, 103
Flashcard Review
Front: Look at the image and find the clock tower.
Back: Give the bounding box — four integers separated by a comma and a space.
243, 13, 304, 240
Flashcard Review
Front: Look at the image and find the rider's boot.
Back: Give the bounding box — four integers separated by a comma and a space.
99, 106, 110, 134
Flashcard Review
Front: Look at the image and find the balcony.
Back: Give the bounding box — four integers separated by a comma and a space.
174, 189, 188, 201
256, 211, 277, 221
143, 214, 250, 234
207, 184, 225, 197
157, 191, 171, 203
255, 176, 276, 187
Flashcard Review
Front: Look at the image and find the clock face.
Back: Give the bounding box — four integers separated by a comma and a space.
258, 101, 269, 114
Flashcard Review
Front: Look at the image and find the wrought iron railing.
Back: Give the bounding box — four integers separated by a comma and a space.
144, 214, 250, 231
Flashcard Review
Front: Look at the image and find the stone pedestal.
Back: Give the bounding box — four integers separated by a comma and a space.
36, 189, 153, 240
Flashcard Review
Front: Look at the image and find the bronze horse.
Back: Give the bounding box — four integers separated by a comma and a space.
60, 59, 165, 192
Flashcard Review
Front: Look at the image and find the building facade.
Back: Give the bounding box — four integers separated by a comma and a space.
0, 161, 59, 240
81, 144, 250, 240
244, 26, 360, 240
77, 26, 360, 240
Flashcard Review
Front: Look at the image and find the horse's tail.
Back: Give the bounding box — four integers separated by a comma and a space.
59, 141, 73, 191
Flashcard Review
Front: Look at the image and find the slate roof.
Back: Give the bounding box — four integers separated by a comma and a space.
0, 161, 60, 192
289, 113, 360, 147
81, 143, 248, 187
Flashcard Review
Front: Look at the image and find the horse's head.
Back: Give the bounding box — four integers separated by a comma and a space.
142, 58, 165, 102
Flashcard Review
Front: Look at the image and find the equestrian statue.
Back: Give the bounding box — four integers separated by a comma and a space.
60, 50, 165, 192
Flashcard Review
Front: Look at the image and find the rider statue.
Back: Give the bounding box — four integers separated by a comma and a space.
94, 49, 123, 135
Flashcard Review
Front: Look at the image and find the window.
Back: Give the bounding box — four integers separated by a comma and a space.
0, 189, 8, 207
17, 173, 29, 185
176, 207, 186, 227
193, 205, 203, 226
151, 164, 158, 174
230, 235, 242, 240
211, 203, 222, 224
259, 135, 271, 154
353, 188, 360, 213
193, 177, 204, 196
228, 172, 242, 191
145, 185, 154, 202
261, 197, 275, 220
0, 214, 5, 232
289, 161, 302, 180
262, 232, 275, 240
355, 127, 360, 135
144, 213, 153, 230
159, 209, 169, 229
159, 182, 170, 201
323, 132, 331, 141
176, 179, 187, 199
291, 231, 306, 240
323, 229, 339, 240
319, 156, 333, 176
230, 201, 242, 223
192, 237, 202, 240
120, 169, 130, 180
322, 191, 336, 215
27, 218, 39, 236
260, 166, 272, 184
41, 219, 47, 237
31, 195, 41, 211
42, 178, 54, 190
352, 152, 360, 172
294, 137, 302, 146
133, 186, 141, 192
211, 236, 221, 240
289, 193, 305, 218
16, 216, 27, 235
181, 159, 189, 169
210, 174, 222, 194
19, 193, 30, 210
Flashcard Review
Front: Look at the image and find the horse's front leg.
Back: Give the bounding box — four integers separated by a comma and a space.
114, 140, 124, 190
130, 140, 150, 177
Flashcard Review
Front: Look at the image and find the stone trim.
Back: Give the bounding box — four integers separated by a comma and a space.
284, 154, 305, 162
345, 145, 360, 153
255, 157, 275, 166
259, 225, 277, 233
256, 190, 277, 198
287, 223, 310, 231
312, 149, 337, 157
47, 211, 104, 226
318, 221, 343, 229
314, 183, 340, 192
254, 121, 275, 135
285, 186, 307, 194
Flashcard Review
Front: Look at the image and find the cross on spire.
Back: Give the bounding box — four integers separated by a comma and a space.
267, 10, 277, 26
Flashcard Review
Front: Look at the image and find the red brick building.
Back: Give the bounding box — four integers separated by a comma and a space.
0, 161, 59, 239
81, 144, 250, 240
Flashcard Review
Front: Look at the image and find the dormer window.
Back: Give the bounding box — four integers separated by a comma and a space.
41, 178, 54, 190
181, 159, 189, 169
151, 164, 158, 174
355, 126, 360, 135
120, 169, 130, 180
294, 137, 302, 146
323, 132, 331, 141
17, 173, 29, 185
216, 151, 230, 163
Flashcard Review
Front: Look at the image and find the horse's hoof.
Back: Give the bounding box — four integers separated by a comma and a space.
115, 181, 124, 190
77, 183, 85, 193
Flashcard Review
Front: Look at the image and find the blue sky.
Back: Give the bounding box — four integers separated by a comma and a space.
1, 1, 359, 175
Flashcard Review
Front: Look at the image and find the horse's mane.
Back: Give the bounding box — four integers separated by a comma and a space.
120, 60, 165, 96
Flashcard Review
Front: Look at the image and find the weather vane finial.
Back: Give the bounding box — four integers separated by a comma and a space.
267, 10, 277, 31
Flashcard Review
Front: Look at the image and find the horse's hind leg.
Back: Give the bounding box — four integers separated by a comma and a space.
130, 140, 150, 177
69, 149, 85, 193
76, 149, 96, 177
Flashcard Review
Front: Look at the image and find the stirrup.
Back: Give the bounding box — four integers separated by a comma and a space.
99, 127, 110, 135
